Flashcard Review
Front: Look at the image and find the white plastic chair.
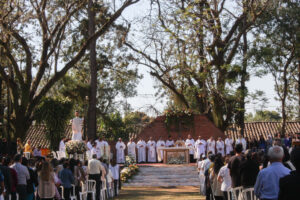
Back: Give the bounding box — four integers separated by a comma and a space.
100, 179, 108, 200
242, 187, 257, 200
8, 193, 19, 200
60, 185, 76, 200
79, 191, 87, 200
86, 180, 96, 200
23, 152, 30, 159
230, 186, 243, 200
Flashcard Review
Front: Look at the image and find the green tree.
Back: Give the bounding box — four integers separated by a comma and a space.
0, 0, 139, 140
126, 0, 274, 131
245, 110, 281, 122
34, 98, 73, 150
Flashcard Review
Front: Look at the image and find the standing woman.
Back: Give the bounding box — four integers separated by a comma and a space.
16, 138, 24, 154
37, 161, 56, 200
210, 154, 224, 200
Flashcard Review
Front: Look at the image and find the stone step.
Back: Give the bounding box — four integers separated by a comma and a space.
131, 174, 199, 180
123, 182, 200, 187
128, 178, 200, 183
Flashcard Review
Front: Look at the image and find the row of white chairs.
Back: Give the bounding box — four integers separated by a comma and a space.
227, 187, 256, 200
60, 179, 118, 200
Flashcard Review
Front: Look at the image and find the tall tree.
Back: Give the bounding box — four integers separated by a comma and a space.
251, 0, 300, 134
0, 0, 139, 140
126, 0, 273, 131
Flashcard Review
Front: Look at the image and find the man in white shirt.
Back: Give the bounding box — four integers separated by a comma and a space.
137, 138, 146, 163
91, 142, 101, 159
185, 134, 195, 162
225, 136, 233, 155
236, 134, 247, 152
147, 137, 156, 163
59, 138, 66, 157
88, 154, 106, 200
207, 136, 216, 154
71, 111, 84, 141
166, 136, 174, 147
156, 137, 165, 162
195, 136, 206, 160
127, 138, 136, 160
216, 137, 225, 156
115, 138, 126, 164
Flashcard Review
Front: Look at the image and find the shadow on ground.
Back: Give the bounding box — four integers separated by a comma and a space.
115, 186, 205, 200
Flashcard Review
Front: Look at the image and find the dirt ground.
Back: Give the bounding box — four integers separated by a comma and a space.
114, 186, 205, 200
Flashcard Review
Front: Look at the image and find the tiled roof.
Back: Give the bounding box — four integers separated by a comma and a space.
24, 124, 72, 149
225, 122, 300, 140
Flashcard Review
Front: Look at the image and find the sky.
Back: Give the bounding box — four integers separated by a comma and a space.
117, 0, 280, 116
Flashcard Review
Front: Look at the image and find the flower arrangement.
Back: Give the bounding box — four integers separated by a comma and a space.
121, 155, 139, 182
65, 140, 87, 154
164, 108, 194, 131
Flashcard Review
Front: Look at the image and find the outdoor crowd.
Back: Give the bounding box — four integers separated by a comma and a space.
197, 135, 300, 200
0, 138, 121, 200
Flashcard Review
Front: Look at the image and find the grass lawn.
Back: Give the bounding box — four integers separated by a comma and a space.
114, 186, 205, 200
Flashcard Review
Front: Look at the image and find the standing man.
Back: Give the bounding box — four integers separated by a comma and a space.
88, 154, 106, 200
236, 134, 247, 152
228, 144, 243, 188
166, 136, 174, 147
254, 146, 290, 200
127, 138, 136, 160
115, 138, 126, 164
137, 138, 146, 163
71, 111, 84, 141
11, 154, 30, 200
185, 134, 195, 162
207, 136, 216, 154
195, 136, 206, 160
96, 137, 109, 158
216, 137, 225, 156
147, 137, 156, 163
225, 136, 233, 155
156, 137, 166, 163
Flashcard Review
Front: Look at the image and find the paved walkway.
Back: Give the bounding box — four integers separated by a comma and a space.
115, 186, 205, 200
116, 164, 204, 199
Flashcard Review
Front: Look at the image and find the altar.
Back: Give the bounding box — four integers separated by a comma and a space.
158, 147, 190, 164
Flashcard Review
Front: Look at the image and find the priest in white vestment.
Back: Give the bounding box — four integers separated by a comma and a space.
86, 139, 93, 151
166, 136, 174, 147
116, 138, 126, 163
185, 134, 195, 162
96, 137, 109, 158
236, 134, 247, 152
127, 138, 136, 160
137, 139, 146, 163
147, 137, 156, 163
71, 111, 84, 141
216, 137, 225, 156
59, 138, 66, 158
156, 137, 165, 162
207, 136, 216, 154
225, 137, 233, 155
195, 136, 206, 160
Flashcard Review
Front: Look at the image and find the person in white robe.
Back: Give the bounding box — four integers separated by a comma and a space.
86, 139, 93, 151
216, 137, 225, 156
71, 111, 84, 141
207, 136, 216, 154
116, 138, 126, 164
195, 136, 206, 160
91, 142, 101, 159
97, 137, 109, 158
59, 138, 66, 158
127, 138, 136, 160
225, 137, 233, 155
137, 139, 146, 163
147, 137, 156, 162
236, 134, 247, 152
175, 137, 185, 147
166, 136, 174, 147
156, 137, 166, 162
185, 134, 195, 162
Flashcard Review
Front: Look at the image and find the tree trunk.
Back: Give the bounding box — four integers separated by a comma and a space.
298, 60, 300, 120
87, 0, 97, 140
281, 65, 288, 136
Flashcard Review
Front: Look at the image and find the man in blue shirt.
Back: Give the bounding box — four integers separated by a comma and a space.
254, 146, 290, 200
58, 162, 74, 200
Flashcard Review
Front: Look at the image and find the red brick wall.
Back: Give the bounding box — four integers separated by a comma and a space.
137, 114, 225, 141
